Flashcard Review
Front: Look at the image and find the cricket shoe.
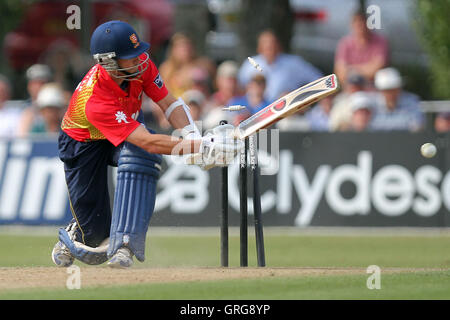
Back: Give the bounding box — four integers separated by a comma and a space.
51, 221, 77, 267
107, 247, 134, 269
52, 241, 74, 267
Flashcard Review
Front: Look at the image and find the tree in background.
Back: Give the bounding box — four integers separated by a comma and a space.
0, 0, 33, 99
0, 0, 28, 74
415, 0, 450, 99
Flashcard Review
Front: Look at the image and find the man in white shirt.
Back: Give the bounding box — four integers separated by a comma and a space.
370, 68, 424, 132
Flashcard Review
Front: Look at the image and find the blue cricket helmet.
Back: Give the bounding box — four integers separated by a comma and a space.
90, 20, 150, 59
90, 20, 151, 80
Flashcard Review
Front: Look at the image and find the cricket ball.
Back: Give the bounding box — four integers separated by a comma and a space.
420, 143, 437, 158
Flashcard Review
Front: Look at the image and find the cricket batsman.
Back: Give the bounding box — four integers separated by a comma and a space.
51, 20, 242, 268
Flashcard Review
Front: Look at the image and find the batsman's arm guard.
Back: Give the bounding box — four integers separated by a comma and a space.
58, 228, 109, 265
108, 140, 162, 262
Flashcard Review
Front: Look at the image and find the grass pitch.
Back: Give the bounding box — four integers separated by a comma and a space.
0, 227, 448, 300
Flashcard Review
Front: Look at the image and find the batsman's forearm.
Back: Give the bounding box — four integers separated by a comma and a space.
126, 125, 201, 155
140, 134, 201, 155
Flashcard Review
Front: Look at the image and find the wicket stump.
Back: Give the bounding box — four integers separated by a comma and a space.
220, 125, 265, 267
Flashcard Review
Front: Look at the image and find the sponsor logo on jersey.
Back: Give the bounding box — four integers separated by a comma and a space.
154, 74, 163, 89
115, 111, 129, 123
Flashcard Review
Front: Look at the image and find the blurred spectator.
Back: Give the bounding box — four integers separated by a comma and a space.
0, 74, 23, 138
32, 83, 67, 135
305, 96, 334, 131
203, 61, 242, 129
43, 40, 87, 92
189, 66, 211, 98
238, 29, 322, 102
435, 112, 450, 132
371, 67, 424, 131
229, 74, 269, 125
17, 64, 53, 137
206, 60, 241, 109
348, 92, 374, 132
329, 72, 367, 131
334, 10, 389, 84
182, 89, 205, 122
25, 64, 53, 104
159, 33, 215, 98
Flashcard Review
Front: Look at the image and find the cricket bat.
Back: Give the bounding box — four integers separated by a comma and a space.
234, 74, 339, 139
185, 74, 339, 166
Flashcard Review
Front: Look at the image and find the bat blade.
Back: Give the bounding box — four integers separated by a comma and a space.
234, 74, 339, 139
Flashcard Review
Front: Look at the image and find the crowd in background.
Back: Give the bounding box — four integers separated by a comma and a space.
0, 10, 449, 139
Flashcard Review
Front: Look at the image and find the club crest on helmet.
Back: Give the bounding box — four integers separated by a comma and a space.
129, 33, 140, 48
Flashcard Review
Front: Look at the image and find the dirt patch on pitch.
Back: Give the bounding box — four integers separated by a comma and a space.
0, 266, 445, 290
